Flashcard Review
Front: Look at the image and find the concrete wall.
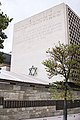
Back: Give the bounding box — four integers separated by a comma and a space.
11, 3, 68, 81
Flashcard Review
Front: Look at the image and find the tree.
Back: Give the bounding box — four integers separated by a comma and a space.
0, 2, 12, 63
43, 43, 80, 120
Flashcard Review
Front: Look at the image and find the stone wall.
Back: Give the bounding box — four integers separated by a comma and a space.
0, 79, 80, 120
0, 82, 51, 101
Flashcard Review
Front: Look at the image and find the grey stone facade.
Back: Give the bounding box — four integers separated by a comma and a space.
0, 79, 80, 120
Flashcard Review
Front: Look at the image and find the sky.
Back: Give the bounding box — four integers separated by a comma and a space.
0, 0, 80, 53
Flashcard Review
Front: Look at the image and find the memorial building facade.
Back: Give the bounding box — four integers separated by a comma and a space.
11, 3, 80, 81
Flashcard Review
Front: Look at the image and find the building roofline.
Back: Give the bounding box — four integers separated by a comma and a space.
0, 78, 49, 87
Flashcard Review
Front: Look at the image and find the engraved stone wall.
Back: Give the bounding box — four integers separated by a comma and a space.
11, 3, 67, 81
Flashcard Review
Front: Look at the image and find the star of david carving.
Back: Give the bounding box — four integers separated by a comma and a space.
29, 65, 37, 76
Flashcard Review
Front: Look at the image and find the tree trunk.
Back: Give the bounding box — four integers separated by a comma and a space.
63, 82, 67, 120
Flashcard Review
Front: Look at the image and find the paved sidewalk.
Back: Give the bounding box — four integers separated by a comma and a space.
26, 113, 80, 120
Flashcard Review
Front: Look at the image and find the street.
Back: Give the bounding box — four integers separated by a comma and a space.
26, 113, 80, 120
